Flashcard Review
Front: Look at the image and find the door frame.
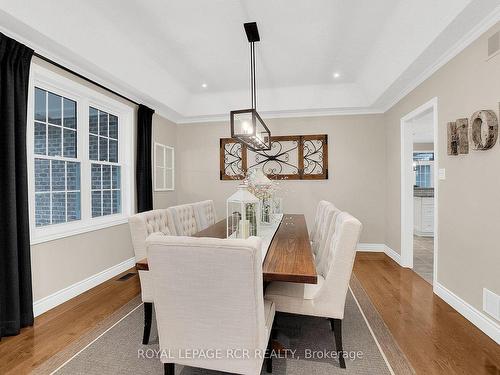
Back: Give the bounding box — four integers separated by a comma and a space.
400, 97, 438, 287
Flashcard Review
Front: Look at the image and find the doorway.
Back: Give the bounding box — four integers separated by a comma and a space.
400, 98, 438, 287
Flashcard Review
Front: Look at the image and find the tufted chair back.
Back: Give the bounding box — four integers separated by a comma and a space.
167, 204, 199, 236
128, 209, 176, 261
192, 200, 217, 231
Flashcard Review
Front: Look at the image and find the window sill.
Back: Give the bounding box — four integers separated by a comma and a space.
30, 216, 129, 245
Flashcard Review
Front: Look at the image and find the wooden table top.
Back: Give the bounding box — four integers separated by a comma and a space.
135, 214, 317, 284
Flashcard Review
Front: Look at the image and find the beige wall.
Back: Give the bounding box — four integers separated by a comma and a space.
176, 114, 386, 243
384, 22, 500, 314
413, 143, 434, 151
153, 114, 178, 209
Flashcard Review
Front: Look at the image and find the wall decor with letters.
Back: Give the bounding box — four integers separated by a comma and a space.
447, 104, 499, 155
220, 134, 328, 180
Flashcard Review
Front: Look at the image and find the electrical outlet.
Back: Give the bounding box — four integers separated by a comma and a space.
439, 168, 446, 180
483, 288, 500, 321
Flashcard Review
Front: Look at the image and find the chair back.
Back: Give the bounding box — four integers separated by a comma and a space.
192, 200, 217, 230
167, 203, 199, 236
147, 235, 268, 374
128, 209, 176, 261
315, 212, 362, 318
310, 200, 331, 252
314, 204, 341, 275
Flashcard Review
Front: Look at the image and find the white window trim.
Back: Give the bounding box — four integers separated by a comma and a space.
27, 63, 135, 245
154, 142, 175, 191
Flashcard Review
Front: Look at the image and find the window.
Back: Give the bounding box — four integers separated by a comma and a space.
413, 152, 434, 188
415, 165, 432, 187
154, 143, 174, 191
89, 108, 121, 217
28, 64, 134, 244
34, 88, 81, 226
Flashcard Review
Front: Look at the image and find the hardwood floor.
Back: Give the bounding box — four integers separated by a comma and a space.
0, 268, 140, 375
1, 255, 499, 374
354, 252, 500, 375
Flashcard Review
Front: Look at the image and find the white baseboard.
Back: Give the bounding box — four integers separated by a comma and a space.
33, 257, 136, 317
357, 243, 402, 266
357, 243, 386, 252
383, 245, 402, 266
434, 282, 500, 344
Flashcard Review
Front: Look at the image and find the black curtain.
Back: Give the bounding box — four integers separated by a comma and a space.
0, 33, 34, 339
136, 104, 155, 213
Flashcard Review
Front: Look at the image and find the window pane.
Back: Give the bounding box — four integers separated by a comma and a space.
35, 193, 51, 226
112, 190, 121, 214
35, 158, 50, 192
166, 169, 173, 189
48, 125, 62, 156
34, 122, 47, 155
89, 107, 99, 134
166, 147, 173, 167
51, 192, 66, 224
156, 167, 165, 189
109, 115, 118, 139
91, 164, 101, 190
51, 160, 66, 191
112, 166, 121, 189
89, 135, 99, 161
99, 137, 108, 161
63, 128, 77, 158
63, 98, 76, 129
67, 192, 81, 222
99, 111, 108, 137
103, 190, 112, 215
35, 88, 46, 122
102, 165, 111, 189
109, 139, 118, 163
47, 92, 62, 125
156, 145, 165, 167
67, 162, 80, 191
92, 191, 102, 217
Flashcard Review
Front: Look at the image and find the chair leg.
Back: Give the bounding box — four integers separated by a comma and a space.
266, 332, 273, 373
142, 302, 153, 344
332, 318, 346, 369
164, 363, 174, 375
328, 318, 335, 331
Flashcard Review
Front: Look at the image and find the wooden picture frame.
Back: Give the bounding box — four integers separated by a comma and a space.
219, 134, 328, 180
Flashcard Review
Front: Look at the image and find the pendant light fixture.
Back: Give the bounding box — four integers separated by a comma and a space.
230, 22, 271, 151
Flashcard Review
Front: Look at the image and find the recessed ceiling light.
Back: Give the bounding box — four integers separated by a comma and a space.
333, 72, 340, 79
201, 83, 207, 88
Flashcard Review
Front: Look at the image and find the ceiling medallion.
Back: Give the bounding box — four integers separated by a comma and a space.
230, 22, 271, 151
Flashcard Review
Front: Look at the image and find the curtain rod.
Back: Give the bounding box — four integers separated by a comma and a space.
33, 52, 140, 106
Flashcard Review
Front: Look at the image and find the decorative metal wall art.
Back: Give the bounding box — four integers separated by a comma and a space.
220, 134, 328, 180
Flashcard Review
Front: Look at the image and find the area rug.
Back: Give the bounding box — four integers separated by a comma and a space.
34, 275, 414, 375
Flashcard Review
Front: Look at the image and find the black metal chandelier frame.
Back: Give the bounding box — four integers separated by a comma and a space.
230, 22, 271, 151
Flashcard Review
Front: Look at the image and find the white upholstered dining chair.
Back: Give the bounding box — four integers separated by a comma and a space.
147, 234, 276, 375
166, 203, 199, 236
310, 200, 330, 254
128, 209, 176, 344
192, 199, 217, 230
314, 203, 342, 272
265, 212, 362, 369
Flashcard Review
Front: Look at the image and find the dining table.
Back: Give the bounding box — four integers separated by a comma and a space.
135, 213, 317, 284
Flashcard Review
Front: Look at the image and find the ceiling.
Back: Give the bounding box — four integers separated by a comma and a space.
1, 0, 499, 123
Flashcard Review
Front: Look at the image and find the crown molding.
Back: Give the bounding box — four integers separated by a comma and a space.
176, 106, 385, 124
